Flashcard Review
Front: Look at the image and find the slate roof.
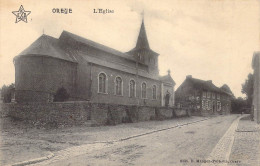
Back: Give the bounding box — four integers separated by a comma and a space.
77, 52, 159, 80
127, 20, 159, 56
60, 31, 136, 61
17, 35, 76, 62
159, 75, 176, 85
220, 84, 234, 96
186, 77, 231, 96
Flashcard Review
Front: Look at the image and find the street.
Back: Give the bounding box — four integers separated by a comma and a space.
34, 115, 240, 166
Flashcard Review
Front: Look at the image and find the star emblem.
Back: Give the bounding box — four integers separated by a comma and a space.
12, 5, 31, 23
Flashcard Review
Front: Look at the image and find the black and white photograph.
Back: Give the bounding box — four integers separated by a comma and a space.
0, 0, 259, 165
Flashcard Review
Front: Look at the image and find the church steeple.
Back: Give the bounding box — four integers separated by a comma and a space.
136, 19, 150, 49
126, 16, 159, 77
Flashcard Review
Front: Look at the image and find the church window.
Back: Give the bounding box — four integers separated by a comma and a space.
217, 94, 220, 100
129, 79, 136, 98
115, 76, 123, 96
141, 82, 147, 99
152, 85, 157, 99
98, 72, 107, 93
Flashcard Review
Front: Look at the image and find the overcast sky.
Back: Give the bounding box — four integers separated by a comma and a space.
0, 0, 259, 97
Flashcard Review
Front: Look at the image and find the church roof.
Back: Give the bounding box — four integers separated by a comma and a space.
78, 52, 159, 80
127, 20, 159, 56
17, 34, 76, 62
160, 75, 176, 85
60, 31, 136, 61
136, 20, 150, 49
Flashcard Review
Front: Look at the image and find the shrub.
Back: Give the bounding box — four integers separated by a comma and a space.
53, 87, 70, 102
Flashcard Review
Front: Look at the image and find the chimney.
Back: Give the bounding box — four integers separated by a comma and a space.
186, 75, 192, 79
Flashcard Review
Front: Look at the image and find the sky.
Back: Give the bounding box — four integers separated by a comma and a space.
0, 0, 259, 97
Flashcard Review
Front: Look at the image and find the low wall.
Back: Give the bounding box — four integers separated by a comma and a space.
156, 107, 173, 119
174, 109, 188, 117
0, 102, 189, 127
1, 102, 91, 127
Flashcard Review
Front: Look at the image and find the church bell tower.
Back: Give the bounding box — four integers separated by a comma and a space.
127, 19, 159, 76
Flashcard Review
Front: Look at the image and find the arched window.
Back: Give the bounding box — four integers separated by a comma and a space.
129, 79, 136, 98
98, 72, 107, 93
141, 82, 147, 99
115, 76, 123, 96
152, 85, 156, 99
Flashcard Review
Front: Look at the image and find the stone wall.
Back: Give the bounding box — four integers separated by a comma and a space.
1, 102, 189, 127
174, 108, 188, 117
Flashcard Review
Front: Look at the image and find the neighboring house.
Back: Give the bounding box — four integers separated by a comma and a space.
13, 19, 176, 107
220, 84, 235, 99
252, 52, 260, 123
175, 75, 232, 116
0, 89, 2, 103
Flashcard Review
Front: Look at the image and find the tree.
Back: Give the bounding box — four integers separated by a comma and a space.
1, 83, 15, 103
241, 73, 254, 106
231, 97, 247, 114
53, 87, 70, 102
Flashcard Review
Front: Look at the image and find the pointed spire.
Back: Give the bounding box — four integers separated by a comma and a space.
135, 18, 150, 49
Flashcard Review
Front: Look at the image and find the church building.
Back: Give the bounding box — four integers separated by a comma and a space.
14, 19, 176, 107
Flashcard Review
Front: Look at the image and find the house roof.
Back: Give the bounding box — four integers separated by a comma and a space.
186, 77, 231, 96
220, 84, 234, 97
16, 35, 77, 62
59, 31, 136, 61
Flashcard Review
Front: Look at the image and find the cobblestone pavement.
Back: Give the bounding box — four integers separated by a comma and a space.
1, 116, 206, 165
201, 115, 245, 166
33, 115, 239, 166
229, 116, 260, 166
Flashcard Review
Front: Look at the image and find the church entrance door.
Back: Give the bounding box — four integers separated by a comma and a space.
165, 93, 170, 107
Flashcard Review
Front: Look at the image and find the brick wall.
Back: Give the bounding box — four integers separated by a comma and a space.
90, 65, 162, 107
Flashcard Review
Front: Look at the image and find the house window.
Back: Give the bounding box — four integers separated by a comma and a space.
205, 100, 209, 110
141, 82, 147, 99
202, 100, 206, 109
152, 85, 156, 99
217, 101, 221, 111
115, 76, 123, 96
129, 79, 136, 98
217, 94, 220, 100
212, 93, 215, 99
208, 101, 212, 110
207, 92, 211, 98
98, 72, 107, 93
203, 91, 207, 98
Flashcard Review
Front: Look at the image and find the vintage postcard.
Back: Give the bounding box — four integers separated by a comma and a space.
0, 0, 260, 165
